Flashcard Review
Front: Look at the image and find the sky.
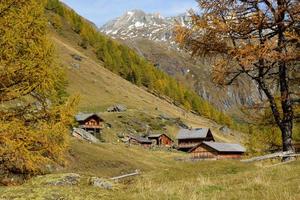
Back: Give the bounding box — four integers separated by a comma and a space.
60, 0, 198, 27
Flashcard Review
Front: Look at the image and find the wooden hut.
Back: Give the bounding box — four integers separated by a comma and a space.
128, 135, 152, 148
189, 141, 246, 159
75, 113, 104, 135
148, 134, 173, 147
176, 128, 215, 151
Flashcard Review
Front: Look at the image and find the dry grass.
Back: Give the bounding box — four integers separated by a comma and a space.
0, 139, 299, 200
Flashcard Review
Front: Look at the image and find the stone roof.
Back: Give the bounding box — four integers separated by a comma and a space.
176, 128, 211, 140
129, 135, 152, 144
200, 142, 246, 153
75, 113, 102, 122
148, 134, 163, 138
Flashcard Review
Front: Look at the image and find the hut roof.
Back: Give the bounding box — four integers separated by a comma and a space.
148, 134, 163, 138
190, 142, 246, 153
75, 113, 102, 122
176, 128, 212, 140
148, 134, 174, 141
129, 135, 152, 144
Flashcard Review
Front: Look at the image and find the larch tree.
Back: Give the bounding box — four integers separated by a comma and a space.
175, 0, 300, 154
0, 0, 77, 184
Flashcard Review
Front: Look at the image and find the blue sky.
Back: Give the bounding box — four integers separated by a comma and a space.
61, 0, 198, 26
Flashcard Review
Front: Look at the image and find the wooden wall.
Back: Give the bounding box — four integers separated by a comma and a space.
190, 145, 217, 158
84, 118, 99, 126
160, 135, 173, 146
190, 144, 243, 159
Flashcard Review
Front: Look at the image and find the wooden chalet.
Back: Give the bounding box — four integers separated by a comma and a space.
176, 128, 215, 151
128, 135, 152, 148
148, 134, 174, 147
75, 113, 104, 136
189, 142, 246, 159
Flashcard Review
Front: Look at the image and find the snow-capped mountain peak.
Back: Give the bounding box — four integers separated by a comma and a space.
100, 10, 190, 42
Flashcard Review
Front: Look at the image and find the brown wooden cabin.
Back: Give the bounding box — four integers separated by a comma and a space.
176, 128, 215, 152
75, 113, 104, 136
148, 134, 174, 147
189, 141, 246, 159
128, 135, 152, 148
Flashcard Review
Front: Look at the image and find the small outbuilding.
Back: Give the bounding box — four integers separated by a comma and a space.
148, 134, 174, 147
189, 141, 246, 159
176, 128, 215, 151
75, 113, 104, 136
128, 135, 152, 148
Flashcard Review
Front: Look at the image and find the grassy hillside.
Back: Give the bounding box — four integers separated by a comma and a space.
51, 27, 240, 143
45, 0, 235, 129
1, 139, 299, 200
41, 0, 247, 144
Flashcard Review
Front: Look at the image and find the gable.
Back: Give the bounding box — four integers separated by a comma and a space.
206, 130, 215, 141
190, 144, 218, 154
160, 134, 173, 142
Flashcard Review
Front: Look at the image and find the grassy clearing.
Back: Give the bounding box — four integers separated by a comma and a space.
0, 139, 299, 200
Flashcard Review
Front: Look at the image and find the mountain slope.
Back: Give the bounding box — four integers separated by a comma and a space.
45, 0, 238, 130
50, 26, 240, 143
100, 10, 259, 111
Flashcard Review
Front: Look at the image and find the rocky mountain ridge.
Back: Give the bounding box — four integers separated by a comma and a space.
101, 9, 190, 44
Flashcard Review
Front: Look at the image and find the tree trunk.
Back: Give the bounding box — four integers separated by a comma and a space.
276, 0, 295, 160
280, 121, 295, 161
280, 122, 294, 152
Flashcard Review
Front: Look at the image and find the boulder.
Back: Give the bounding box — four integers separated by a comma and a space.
107, 104, 127, 112
219, 126, 230, 134
71, 54, 83, 61
72, 128, 100, 144
89, 177, 113, 190
45, 173, 81, 186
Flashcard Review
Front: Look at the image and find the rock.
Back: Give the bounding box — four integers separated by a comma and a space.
71, 54, 83, 61
158, 114, 171, 120
106, 123, 112, 128
107, 104, 127, 112
46, 173, 81, 186
177, 121, 189, 129
89, 177, 113, 190
71, 63, 80, 69
219, 126, 230, 134
72, 128, 100, 144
